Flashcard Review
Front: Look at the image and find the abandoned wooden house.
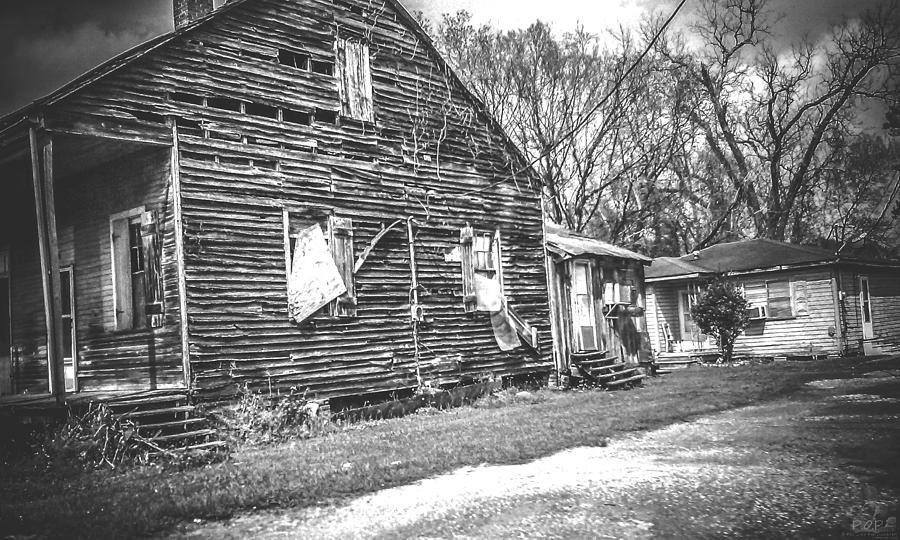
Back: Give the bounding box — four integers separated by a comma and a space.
0, 0, 552, 417
646, 239, 900, 365
545, 225, 652, 388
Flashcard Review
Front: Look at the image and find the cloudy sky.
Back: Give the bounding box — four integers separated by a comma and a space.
0, 0, 886, 118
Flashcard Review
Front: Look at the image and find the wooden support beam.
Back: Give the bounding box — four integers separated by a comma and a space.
29, 127, 66, 403
171, 124, 193, 389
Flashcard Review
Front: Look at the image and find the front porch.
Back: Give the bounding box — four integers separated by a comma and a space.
0, 120, 188, 404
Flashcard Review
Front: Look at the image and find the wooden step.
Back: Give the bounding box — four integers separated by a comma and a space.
117, 405, 196, 419
589, 361, 626, 373
105, 394, 188, 409
610, 367, 639, 379
605, 374, 647, 388
575, 356, 620, 369
570, 350, 609, 362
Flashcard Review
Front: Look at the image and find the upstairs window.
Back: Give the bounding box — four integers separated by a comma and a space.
285, 212, 356, 322
336, 38, 374, 122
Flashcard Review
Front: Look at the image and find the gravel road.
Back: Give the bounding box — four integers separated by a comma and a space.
172, 370, 900, 539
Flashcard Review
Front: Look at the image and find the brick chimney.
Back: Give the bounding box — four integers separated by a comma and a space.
174, 0, 215, 29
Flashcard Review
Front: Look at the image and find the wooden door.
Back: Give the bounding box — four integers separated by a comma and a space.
860, 276, 875, 355
678, 287, 707, 351
60, 267, 77, 392
572, 261, 599, 351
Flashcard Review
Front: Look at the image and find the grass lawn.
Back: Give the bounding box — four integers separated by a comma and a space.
0, 358, 859, 538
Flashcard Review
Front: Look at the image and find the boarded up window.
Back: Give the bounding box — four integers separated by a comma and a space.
766, 280, 793, 318
285, 213, 357, 322
460, 226, 476, 313
336, 39, 374, 122
792, 281, 809, 317
329, 216, 357, 317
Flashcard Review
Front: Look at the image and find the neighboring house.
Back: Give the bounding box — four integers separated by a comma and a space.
645, 239, 900, 361
0, 0, 551, 407
545, 225, 652, 388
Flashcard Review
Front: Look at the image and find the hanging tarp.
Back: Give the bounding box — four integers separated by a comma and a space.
288, 225, 347, 324
475, 273, 519, 351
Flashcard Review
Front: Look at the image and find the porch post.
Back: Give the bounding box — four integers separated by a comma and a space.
29, 127, 66, 403
171, 124, 192, 388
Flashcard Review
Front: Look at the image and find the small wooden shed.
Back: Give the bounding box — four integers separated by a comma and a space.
545, 225, 652, 388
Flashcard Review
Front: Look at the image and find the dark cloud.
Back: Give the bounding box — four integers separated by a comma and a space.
0, 0, 887, 118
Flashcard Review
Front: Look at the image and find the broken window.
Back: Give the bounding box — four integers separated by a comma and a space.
459, 226, 504, 313
336, 38, 374, 122
285, 212, 357, 322
111, 209, 164, 330
766, 280, 793, 318
278, 49, 310, 70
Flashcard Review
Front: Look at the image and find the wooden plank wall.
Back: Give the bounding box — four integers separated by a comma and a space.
48, 0, 550, 400
54, 147, 184, 391
598, 260, 648, 364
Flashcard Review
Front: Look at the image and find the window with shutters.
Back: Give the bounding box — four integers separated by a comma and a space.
459, 226, 503, 313
336, 38, 374, 122
110, 207, 164, 330
766, 280, 793, 319
285, 211, 356, 319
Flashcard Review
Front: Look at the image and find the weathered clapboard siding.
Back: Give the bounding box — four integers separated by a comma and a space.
732, 269, 840, 356
54, 147, 184, 391
647, 268, 844, 357
39, 0, 550, 399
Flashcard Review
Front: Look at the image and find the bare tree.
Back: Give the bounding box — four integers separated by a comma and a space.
431, 13, 691, 254
657, 0, 900, 245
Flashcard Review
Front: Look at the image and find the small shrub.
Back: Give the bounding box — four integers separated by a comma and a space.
223, 386, 330, 445
691, 277, 751, 364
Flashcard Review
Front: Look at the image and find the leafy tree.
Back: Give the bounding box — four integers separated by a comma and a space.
690, 279, 750, 363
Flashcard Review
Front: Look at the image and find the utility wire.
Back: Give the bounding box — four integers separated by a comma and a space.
462, 0, 689, 196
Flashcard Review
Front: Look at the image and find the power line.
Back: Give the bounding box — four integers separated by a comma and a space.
463, 0, 689, 196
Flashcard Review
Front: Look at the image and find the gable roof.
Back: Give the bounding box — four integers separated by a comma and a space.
545, 225, 651, 263
0, 0, 537, 183
647, 238, 900, 281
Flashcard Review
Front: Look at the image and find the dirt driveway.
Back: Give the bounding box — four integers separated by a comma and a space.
173, 366, 900, 539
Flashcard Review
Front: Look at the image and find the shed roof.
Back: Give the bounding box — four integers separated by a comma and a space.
646, 238, 899, 281
545, 225, 651, 263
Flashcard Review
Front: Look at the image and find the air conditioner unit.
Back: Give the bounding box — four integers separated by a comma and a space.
745, 305, 767, 320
